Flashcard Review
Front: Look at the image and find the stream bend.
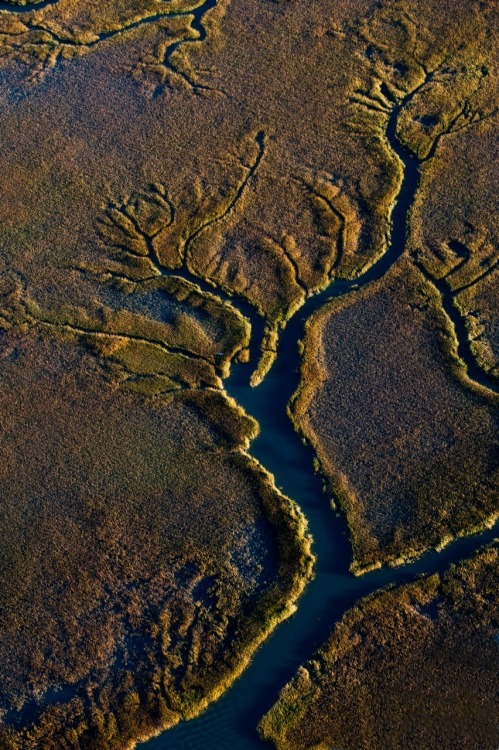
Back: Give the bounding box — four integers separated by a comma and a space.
142, 86, 498, 750
0, 0, 58, 12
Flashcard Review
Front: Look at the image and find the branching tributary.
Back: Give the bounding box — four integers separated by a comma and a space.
144, 86, 498, 748
0, 5, 495, 744
0, 0, 58, 12
0, 0, 222, 95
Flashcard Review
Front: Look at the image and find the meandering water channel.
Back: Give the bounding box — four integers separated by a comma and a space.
0, 0, 57, 13
0, 4, 494, 745
141, 79, 498, 749
0, 0, 220, 98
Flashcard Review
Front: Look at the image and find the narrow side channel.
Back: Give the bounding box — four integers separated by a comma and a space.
140, 90, 498, 750
0, 0, 58, 13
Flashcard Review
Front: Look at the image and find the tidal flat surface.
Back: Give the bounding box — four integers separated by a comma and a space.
0, 0, 497, 748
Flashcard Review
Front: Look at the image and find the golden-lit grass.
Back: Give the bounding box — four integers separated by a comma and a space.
0, 0, 496, 746
455, 272, 498, 378
0, 329, 313, 749
260, 541, 499, 750
291, 260, 498, 573
409, 114, 498, 377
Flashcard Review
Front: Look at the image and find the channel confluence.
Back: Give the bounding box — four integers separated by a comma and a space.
140, 58, 498, 750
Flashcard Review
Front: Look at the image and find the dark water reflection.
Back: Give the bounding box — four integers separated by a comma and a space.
141, 78, 498, 750
0, 0, 58, 13
143, 358, 498, 748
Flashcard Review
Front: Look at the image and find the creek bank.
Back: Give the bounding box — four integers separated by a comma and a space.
141, 84, 498, 749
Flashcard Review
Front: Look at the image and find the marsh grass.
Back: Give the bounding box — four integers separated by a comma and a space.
260, 542, 499, 750
0, 0, 496, 746
291, 260, 498, 573
0, 329, 313, 749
